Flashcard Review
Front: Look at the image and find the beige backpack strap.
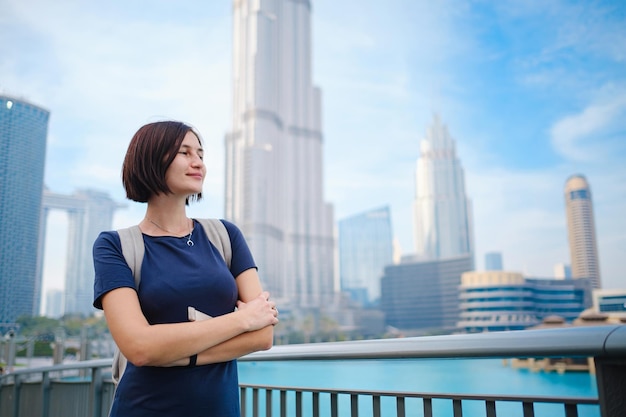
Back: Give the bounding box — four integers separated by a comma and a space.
197, 219, 232, 268
112, 225, 143, 384
117, 225, 144, 287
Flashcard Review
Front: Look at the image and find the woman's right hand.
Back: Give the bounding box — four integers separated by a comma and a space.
236, 291, 279, 331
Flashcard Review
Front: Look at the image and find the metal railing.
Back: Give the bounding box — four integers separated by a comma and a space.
1, 325, 625, 417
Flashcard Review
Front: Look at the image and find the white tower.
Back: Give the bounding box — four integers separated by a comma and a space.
225, 0, 335, 309
564, 174, 601, 288
413, 114, 473, 261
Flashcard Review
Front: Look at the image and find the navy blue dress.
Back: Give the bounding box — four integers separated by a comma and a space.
93, 219, 256, 417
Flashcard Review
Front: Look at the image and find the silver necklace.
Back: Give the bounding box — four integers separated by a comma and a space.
146, 217, 194, 246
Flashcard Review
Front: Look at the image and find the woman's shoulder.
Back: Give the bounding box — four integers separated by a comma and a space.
93, 230, 123, 253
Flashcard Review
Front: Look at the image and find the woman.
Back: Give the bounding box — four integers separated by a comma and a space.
93, 121, 278, 416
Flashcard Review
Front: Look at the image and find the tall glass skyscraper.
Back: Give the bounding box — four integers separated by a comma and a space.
339, 206, 393, 305
564, 174, 601, 288
225, 0, 335, 309
413, 114, 473, 261
0, 94, 50, 327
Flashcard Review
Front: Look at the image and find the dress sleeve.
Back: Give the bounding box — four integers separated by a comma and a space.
92, 231, 136, 309
220, 220, 257, 278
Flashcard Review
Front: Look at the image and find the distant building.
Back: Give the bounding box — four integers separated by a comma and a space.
224, 0, 335, 310
380, 255, 473, 331
484, 252, 503, 271
0, 94, 50, 327
339, 206, 393, 305
553, 263, 572, 279
593, 289, 626, 319
45, 289, 64, 318
457, 271, 592, 333
42, 189, 124, 316
564, 175, 601, 288
413, 114, 473, 262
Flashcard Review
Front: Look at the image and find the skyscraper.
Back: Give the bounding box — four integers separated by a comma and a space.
564, 174, 601, 288
224, 0, 335, 309
413, 114, 473, 261
41, 189, 124, 316
339, 206, 393, 305
0, 94, 49, 327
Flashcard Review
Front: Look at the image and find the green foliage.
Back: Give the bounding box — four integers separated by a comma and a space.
14, 341, 54, 357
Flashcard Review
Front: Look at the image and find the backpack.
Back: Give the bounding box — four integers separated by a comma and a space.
111, 218, 232, 383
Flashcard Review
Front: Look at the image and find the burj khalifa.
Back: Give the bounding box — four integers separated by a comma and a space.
224, 0, 335, 309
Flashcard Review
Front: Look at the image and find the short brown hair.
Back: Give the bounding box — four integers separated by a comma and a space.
122, 121, 203, 203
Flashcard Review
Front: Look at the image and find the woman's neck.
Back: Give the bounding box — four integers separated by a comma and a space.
142, 195, 190, 235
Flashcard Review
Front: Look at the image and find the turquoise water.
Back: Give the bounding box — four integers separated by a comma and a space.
238, 358, 599, 417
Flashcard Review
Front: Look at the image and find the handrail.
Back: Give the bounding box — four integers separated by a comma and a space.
2, 325, 624, 378
241, 324, 626, 361
2, 325, 624, 417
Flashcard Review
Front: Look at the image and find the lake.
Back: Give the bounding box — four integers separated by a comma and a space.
238, 358, 599, 417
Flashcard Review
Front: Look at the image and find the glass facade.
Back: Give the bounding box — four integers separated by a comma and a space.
0, 95, 49, 327
339, 206, 393, 305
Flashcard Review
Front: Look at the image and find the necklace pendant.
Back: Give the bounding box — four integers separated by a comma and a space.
187, 238, 194, 247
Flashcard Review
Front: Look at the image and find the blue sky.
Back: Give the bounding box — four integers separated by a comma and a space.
1, 0, 625, 297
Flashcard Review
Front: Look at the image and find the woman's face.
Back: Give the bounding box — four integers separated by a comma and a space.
164, 131, 206, 197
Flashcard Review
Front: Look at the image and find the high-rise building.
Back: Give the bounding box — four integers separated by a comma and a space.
413, 114, 473, 261
484, 252, 503, 271
380, 255, 474, 331
225, 0, 335, 309
339, 206, 394, 305
41, 189, 124, 316
0, 94, 49, 327
564, 175, 601, 288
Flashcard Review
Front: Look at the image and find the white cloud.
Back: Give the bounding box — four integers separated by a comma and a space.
550, 90, 626, 162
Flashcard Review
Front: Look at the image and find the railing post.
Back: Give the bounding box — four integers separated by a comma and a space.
594, 357, 626, 417
11, 374, 20, 417
91, 366, 104, 417
41, 371, 51, 417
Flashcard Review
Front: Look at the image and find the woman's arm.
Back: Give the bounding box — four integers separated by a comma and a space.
102, 280, 278, 367
187, 268, 276, 365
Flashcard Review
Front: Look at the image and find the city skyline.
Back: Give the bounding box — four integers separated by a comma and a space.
1, 0, 624, 296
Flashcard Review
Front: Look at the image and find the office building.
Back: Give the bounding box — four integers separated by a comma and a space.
484, 252, 503, 271
0, 94, 49, 327
41, 189, 124, 316
413, 114, 473, 261
339, 206, 394, 305
225, 0, 335, 309
45, 289, 64, 318
457, 271, 592, 333
564, 175, 601, 288
380, 255, 473, 331
593, 289, 626, 319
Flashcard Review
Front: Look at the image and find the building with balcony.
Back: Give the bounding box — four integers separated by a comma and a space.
457, 270, 592, 333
